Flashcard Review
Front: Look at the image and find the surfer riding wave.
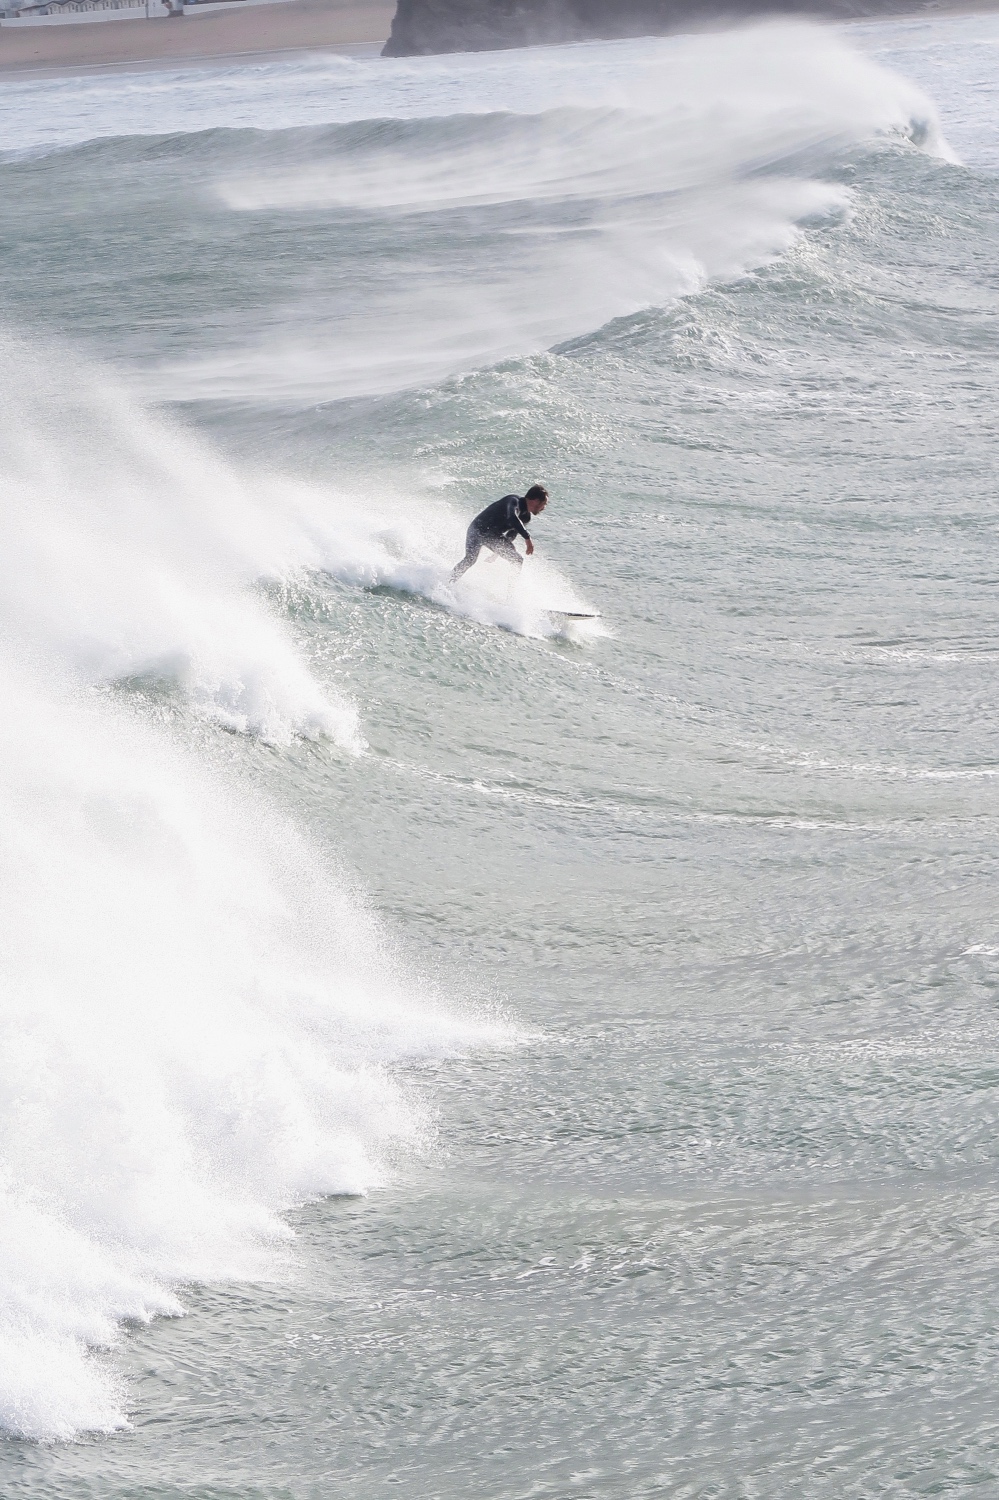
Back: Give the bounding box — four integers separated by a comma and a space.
450, 485, 548, 582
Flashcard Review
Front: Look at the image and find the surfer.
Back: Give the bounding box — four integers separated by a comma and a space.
449, 485, 549, 582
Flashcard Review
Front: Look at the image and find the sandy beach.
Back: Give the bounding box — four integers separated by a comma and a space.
0, 0, 394, 74
5, 0, 999, 78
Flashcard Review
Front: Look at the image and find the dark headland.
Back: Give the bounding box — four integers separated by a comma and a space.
0, 0, 989, 76
383, 0, 986, 54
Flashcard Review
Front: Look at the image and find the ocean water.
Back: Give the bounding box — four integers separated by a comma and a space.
1, 11, 998, 1495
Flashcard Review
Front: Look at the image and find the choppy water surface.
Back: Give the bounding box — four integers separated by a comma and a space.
1, 13, 999, 1496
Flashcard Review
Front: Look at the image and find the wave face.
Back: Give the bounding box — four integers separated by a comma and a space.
1, 12, 997, 1483
0, 24, 945, 410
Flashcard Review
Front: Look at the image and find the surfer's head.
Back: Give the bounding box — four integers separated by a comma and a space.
525, 484, 549, 515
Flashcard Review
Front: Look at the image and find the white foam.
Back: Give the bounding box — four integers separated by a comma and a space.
270, 484, 604, 639
151, 175, 844, 405
0, 334, 360, 746
853, 9, 999, 171
0, 653, 506, 1442
0, 331, 526, 1441
0, 331, 597, 775
220, 27, 952, 216
0, 20, 960, 1442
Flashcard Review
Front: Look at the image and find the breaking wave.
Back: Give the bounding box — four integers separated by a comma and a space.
0, 14, 958, 1449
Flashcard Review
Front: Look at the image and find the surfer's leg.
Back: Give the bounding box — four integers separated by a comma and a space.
485, 537, 523, 569
450, 527, 483, 581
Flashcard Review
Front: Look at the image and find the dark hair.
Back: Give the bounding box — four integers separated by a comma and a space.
525, 485, 549, 502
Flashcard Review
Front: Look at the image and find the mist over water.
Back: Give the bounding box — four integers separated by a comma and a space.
0, 655, 498, 1441
2, 12, 999, 1495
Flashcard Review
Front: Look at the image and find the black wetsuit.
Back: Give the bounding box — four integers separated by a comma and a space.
450, 495, 532, 580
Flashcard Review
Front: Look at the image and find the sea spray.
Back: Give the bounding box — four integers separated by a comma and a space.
168, 23, 951, 405
0, 334, 516, 1442
0, 332, 600, 667
0, 653, 504, 1441
0, 334, 361, 745
0, 12, 986, 1479
0, 29, 949, 410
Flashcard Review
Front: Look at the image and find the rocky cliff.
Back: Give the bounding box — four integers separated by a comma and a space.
383, 0, 926, 55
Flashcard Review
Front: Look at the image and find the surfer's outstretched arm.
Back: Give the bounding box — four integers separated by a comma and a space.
520, 484, 549, 554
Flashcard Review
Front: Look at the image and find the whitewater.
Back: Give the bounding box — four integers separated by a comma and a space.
2, 11, 999, 1496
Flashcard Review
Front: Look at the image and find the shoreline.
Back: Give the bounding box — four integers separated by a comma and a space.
0, 0, 394, 75
2, 0, 998, 78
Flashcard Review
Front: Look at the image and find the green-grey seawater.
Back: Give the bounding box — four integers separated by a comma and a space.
1, 15, 998, 1496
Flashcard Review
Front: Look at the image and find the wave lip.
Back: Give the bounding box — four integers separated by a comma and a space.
219, 27, 954, 216
159, 23, 952, 408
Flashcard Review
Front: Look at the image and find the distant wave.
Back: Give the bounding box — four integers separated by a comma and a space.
157, 23, 949, 406
0, 25, 952, 412
0, 22, 954, 161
